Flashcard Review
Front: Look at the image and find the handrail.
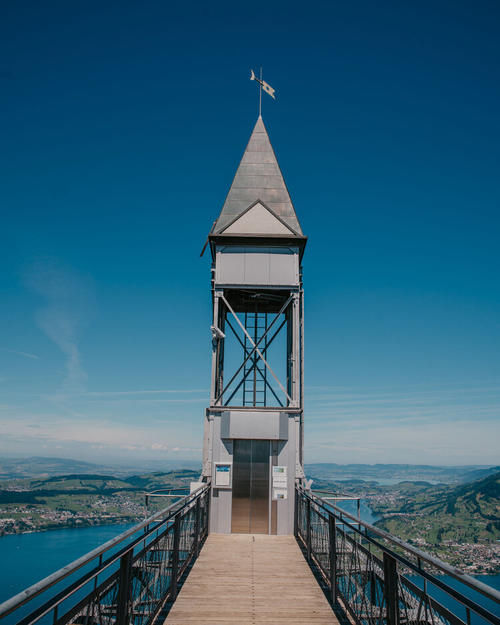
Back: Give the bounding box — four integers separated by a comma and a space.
298, 484, 500, 604
144, 486, 191, 504
0, 483, 210, 622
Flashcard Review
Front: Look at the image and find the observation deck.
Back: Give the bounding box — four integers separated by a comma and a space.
166, 533, 339, 625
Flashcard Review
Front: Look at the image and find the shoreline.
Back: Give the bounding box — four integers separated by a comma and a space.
0, 517, 141, 537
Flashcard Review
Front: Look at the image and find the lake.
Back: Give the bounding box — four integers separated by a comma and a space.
407, 574, 500, 623
0, 523, 135, 605
333, 497, 380, 524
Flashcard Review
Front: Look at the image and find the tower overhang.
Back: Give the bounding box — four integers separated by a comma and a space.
209, 233, 307, 261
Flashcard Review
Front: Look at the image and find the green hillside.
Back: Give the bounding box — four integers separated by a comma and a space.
0, 470, 200, 535
375, 471, 500, 544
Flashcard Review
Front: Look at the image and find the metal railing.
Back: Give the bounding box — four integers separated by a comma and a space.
295, 484, 500, 625
0, 484, 210, 625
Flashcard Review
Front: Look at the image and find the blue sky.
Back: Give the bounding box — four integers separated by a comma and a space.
1, 0, 499, 466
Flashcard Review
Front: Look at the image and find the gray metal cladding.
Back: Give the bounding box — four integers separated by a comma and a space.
215, 246, 299, 286
220, 411, 289, 441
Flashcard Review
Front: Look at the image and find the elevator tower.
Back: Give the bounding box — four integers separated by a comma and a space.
202, 116, 306, 534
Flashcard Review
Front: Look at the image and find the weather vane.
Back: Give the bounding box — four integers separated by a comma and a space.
250, 68, 275, 116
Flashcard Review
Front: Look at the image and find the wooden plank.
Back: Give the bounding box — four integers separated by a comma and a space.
164, 534, 340, 625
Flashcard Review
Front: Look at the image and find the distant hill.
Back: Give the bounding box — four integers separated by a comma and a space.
0, 469, 202, 534
0, 457, 201, 480
0, 457, 118, 479
401, 471, 500, 519
459, 466, 500, 484
376, 471, 500, 544
305, 463, 495, 484
0, 470, 201, 502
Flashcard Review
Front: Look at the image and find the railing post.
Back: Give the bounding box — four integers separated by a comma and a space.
294, 487, 298, 537
383, 552, 399, 625
194, 496, 201, 557
329, 515, 337, 604
116, 551, 133, 625
206, 488, 210, 536
369, 548, 376, 601
357, 498, 361, 544
306, 497, 311, 562
170, 514, 181, 602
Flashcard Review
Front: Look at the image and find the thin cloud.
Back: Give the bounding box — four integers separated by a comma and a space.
309, 385, 500, 404
306, 420, 500, 465
0, 415, 197, 453
1, 348, 40, 360
306, 381, 500, 428
1, 411, 496, 465
86, 389, 205, 396
23, 258, 95, 394
86, 397, 206, 404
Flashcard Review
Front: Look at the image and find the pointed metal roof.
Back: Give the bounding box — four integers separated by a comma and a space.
213, 116, 303, 236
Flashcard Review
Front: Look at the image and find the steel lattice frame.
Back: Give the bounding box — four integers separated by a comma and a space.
212, 292, 295, 408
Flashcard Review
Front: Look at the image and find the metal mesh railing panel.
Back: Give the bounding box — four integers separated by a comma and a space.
0, 486, 210, 625
295, 486, 499, 625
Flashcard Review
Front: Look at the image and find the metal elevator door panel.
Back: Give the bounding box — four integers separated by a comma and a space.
231, 440, 251, 533
249, 440, 269, 534
231, 440, 270, 534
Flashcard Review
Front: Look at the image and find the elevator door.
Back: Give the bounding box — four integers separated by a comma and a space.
231, 440, 269, 534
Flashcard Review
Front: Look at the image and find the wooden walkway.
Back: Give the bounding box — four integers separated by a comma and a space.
164, 533, 340, 625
